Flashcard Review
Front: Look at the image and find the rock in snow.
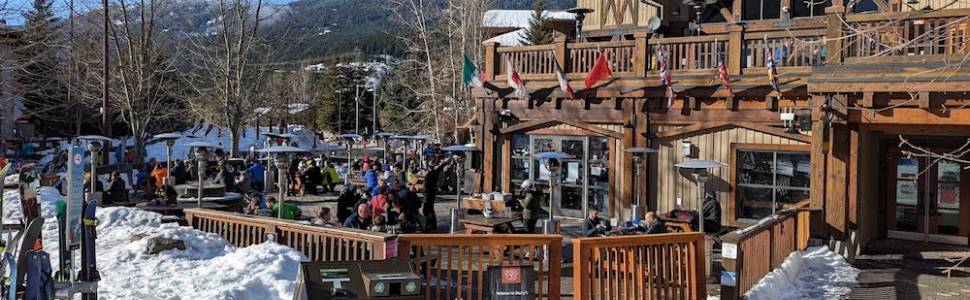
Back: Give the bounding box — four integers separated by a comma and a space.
3, 187, 307, 299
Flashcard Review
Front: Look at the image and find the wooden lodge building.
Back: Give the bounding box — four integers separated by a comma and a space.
468, 0, 970, 256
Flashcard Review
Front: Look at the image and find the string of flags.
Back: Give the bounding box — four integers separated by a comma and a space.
462, 43, 782, 101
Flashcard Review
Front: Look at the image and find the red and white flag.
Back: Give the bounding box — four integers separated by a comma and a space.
585, 51, 613, 89
716, 39, 733, 94
657, 48, 675, 109
554, 60, 576, 99
506, 58, 528, 99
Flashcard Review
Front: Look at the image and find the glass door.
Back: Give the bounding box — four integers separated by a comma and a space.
889, 151, 967, 245
521, 135, 598, 219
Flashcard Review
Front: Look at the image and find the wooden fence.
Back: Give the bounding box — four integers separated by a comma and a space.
397, 234, 562, 300
184, 209, 396, 261
572, 232, 706, 300
719, 208, 816, 299
842, 8, 970, 62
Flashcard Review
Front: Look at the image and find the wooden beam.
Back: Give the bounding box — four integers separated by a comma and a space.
718, 0, 735, 23
826, 94, 850, 238
653, 121, 812, 143
498, 118, 623, 139
726, 96, 736, 110
809, 95, 827, 213
918, 91, 931, 108
851, 108, 970, 125
872, 0, 891, 12
862, 92, 874, 108
765, 95, 778, 111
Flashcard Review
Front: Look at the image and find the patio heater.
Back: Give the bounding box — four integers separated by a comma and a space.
153, 133, 183, 187
339, 133, 363, 184
535, 152, 567, 234
442, 144, 481, 233
262, 132, 298, 192
77, 135, 112, 200
566, 7, 594, 42
259, 146, 308, 219
675, 159, 726, 278
625, 147, 658, 222
185, 142, 219, 208
375, 132, 396, 163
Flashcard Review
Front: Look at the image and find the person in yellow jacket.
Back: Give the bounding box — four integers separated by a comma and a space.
321, 161, 340, 193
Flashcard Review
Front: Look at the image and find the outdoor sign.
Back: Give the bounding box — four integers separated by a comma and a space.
721, 271, 737, 287
66, 144, 85, 247
722, 243, 738, 259
384, 239, 398, 258
486, 265, 535, 299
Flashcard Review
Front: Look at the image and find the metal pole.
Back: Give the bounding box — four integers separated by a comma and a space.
101, 0, 110, 140
355, 85, 360, 135
373, 87, 378, 135
197, 160, 204, 208
278, 162, 286, 219
166, 144, 172, 178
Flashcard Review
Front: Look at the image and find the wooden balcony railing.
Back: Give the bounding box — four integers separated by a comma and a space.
841, 8, 970, 63
719, 208, 816, 299
572, 232, 706, 300
184, 209, 396, 261
649, 34, 728, 71
743, 29, 827, 68
398, 234, 562, 300
569, 40, 638, 74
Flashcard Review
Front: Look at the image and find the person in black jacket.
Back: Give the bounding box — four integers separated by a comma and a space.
108, 171, 128, 205
643, 212, 668, 234
336, 185, 361, 223
581, 207, 611, 237
702, 192, 722, 234
421, 158, 451, 232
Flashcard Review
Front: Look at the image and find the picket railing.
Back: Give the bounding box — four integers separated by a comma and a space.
649, 34, 729, 71
184, 208, 396, 261
397, 234, 562, 300
572, 232, 706, 300
743, 29, 827, 68
719, 208, 816, 299
841, 8, 970, 62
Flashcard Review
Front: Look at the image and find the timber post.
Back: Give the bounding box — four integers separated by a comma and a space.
727, 24, 744, 75
824, 3, 845, 65
554, 35, 568, 72
484, 41, 499, 80
634, 29, 649, 77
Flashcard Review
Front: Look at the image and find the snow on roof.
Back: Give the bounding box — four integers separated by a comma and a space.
482, 10, 575, 28
484, 29, 527, 46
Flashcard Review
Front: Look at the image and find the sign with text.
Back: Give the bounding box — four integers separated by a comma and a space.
486, 265, 534, 299
67, 144, 85, 247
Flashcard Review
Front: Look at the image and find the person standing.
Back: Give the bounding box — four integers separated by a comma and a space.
421, 158, 450, 232
520, 180, 544, 233
108, 171, 128, 205
247, 160, 266, 192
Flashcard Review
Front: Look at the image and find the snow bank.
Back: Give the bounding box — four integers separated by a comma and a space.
482, 10, 575, 28
143, 124, 325, 162
3, 189, 306, 300
745, 246, 859, 300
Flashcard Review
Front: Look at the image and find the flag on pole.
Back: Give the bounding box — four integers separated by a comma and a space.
716, 39, 732, 95
657, 48, 675, 109
506, 57, 528, 99
585, 51, 614, 89
766, 37, 781, 94
462, 55, 484, 88
554, 59, 576, 99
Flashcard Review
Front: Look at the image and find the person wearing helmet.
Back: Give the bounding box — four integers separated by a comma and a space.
520, 180, 544, 233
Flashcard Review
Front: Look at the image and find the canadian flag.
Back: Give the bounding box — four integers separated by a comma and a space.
506, 58, 528, 99
585, 51, 613, 89
554, 60, 576, 99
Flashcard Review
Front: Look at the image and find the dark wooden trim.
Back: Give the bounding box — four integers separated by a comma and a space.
654, 121, 812, 144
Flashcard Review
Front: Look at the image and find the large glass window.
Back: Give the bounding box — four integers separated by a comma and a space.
510, 134, 531, 195
743, 0, 781, 21
736, 149, 811, 220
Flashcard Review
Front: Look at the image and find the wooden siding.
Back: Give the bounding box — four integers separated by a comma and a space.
650, 126, 808, 225
578, 0, 661, 31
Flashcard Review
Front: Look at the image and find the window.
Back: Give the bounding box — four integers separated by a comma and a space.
792, 0, 831, 18
852, 0, 881, 13
743, 0, 781, 21
510, 134, 531, 194
735, 149, 811, 220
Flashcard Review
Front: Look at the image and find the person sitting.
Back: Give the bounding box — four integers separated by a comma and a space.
320, 162, 340, 193
343, 202, 372, 229
134, 164, 151, 195
267, 196, 301, 220
108, 171, 128, 205
247, 160, 266, 191
150, 163, 168, 189
234, 171, 255, 194
311, 207, 335, 226
368, 187, 389, 218
303, 161, 323, 195
581, 207, 612, 237
644, 212, 668, 234
336, 185, 361, 223
172, 161, 188, 184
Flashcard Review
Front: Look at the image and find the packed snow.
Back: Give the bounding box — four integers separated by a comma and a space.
2, 187, 306, 299
142, 124, 327, 162
482, 10, 575, 28
744, 246, 860, 300
485, 28, 528, 46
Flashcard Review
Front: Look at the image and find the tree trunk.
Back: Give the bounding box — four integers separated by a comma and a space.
230, 125, 241, 158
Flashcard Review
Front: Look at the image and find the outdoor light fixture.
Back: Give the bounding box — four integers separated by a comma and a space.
797, 109, 813, 132
625, 147, 658, 222
194, 146, 210, 208
78, 135, 112, 204
535, 152, 568, 234
681, 140, 693, 158
154, 133, 183, 186
258, 145, 308, 219
675, 159, 726, 279
442, 144, 481, 233
780, 107, 797, 133
566, 7, 594, 41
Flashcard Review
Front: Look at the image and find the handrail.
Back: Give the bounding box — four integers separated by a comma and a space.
184, 208, 395, 261
398, 234, 562, 300
654, 34, 729, 44
839, 8, 970, 62
719, 208, 816, 299
572, 232, 706, 300
567, 40, 636, 49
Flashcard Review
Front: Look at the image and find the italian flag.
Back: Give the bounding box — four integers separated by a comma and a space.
462, 55, 484, 88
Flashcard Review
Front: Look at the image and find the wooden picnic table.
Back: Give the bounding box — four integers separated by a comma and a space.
459, 215, 516, 234
137, 202, 228, 215
462, 197, 510, 217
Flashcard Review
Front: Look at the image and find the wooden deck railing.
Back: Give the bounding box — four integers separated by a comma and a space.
397, 234, 562, 300
184, 208, 396, 261
841, 8, 970, 63
743, 29, 827, 68
649, 34, 729, 72
572, 232, 706, 300
719, 208, 816, 300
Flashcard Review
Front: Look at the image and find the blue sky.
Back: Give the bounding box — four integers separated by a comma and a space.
1, 0, 299, 26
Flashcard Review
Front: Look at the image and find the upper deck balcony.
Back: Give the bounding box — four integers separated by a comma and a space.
478, 2, 970, 98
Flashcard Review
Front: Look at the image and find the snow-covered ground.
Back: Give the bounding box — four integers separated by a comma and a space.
2, 188, 305, 299
744, 247, 860, 300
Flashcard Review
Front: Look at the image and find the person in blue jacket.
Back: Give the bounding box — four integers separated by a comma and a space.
247, 160, 266, 191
